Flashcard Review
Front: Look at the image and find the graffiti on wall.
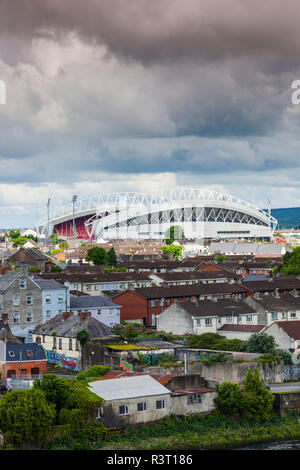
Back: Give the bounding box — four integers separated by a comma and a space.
61, 354, 79, 371
46, 350, 79, 371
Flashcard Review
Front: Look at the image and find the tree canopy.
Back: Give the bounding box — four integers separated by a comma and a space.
0, 388, 55, 446
164, 225, 185, 245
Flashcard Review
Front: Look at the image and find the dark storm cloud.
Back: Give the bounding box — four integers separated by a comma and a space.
2, 0, 300, 64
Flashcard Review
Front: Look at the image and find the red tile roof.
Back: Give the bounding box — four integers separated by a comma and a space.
271, 320, 300, 339
218, 324, 265, 332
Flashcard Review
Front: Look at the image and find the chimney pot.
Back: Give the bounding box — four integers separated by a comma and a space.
62, 311, 74, 320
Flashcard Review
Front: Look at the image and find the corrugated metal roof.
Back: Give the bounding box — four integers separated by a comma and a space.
89, 375, 170, 401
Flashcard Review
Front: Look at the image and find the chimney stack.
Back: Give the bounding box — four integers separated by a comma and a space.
62, 311, 74, 320
1, 312, 8, 323
79, 311, 91, 322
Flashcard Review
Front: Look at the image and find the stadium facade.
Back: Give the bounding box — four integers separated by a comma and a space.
37, 188, 278, 241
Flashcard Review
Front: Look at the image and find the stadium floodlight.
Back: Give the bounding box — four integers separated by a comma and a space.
47, 198, 50, 240
72, 195, 78, 239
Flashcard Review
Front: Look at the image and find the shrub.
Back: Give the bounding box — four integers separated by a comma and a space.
215, 368, 274, 421
76, 365, 111, 382
186, 333, 223, 349
0, 389, 55, 446
199, 352, 230, 365
215, 381, 243, 416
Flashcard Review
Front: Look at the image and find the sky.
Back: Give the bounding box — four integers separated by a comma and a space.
1, 0, 300, 228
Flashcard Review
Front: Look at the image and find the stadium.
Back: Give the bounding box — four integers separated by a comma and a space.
36, 188, 278, 241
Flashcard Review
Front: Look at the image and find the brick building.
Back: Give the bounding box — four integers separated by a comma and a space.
113, 283, 250, 327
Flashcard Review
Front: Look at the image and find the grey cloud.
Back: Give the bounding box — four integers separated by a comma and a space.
2, 1, 300, 65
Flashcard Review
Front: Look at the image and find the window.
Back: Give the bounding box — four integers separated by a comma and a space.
97, 309, 101, 315
109, 310, 114, 316
53, 337, 57, 349
75, 341, 79, 351
59, 338, 62, 350
188, 393, 202, 405
26, 312, 33, 322
246, 315, 253, 322
46, 310, 51, 320
8, 351, 15, 358
58, 295, 63, 304
291, 311, 297, 319
156, 400, 165, 410
119, 405, 129, 415
94, 284, 98, 290
150, 300, 156, 308
237, 315, 243, 323
137, 402, 147, 412
159, 298, 164, 307
196, 318, 201, 325
26, 296, 33, 305
19, 279, 26, 289
226, 316, 234, 324
281, 312, 286, 319
69, 339, 73, 350
36, 336, 41, 345
13, 296, 20, 306
205, 317, 212, 326
13, 313, 20, 324
271, 312, 278, 321
45, 295, 51, 304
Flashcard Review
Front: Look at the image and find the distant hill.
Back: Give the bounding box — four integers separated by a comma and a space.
269, 207, 300, 229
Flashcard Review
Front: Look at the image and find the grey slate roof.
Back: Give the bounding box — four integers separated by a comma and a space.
176, 298, 257, 318
33, 278, 67, 290
70, 295, 119, 309
6, 342, 46, 362
33, 312, 113, 338
251, 293, 300, 311
116, 283, 249, 300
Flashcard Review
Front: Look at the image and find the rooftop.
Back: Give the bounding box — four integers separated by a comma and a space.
89, 374, 171, 401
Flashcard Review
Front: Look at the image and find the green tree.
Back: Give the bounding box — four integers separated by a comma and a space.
76, 329, 91, 371
241, 368, 274, 420
50, 265, 63, 272
49, 233, 58, 244
12, 237, 28, 247
85, 246, 108, 265
9, 230, 20, 239
164, 225, 185, 244
241, 333, 277, 354
107, 247, 118, 266
215, 381, 243, 416
276, 247, 300, 275
59, 241, 69, 251
215, 368, 274, 420
161, 244, 182, 259
34, 374, 103, 425
0, 389, 55, 446
186, 333, 223, 349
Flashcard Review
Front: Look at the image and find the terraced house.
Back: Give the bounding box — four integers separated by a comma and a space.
0, 270, 69, 342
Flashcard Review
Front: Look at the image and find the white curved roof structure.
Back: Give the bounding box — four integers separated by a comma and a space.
37, 188, 277, 241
